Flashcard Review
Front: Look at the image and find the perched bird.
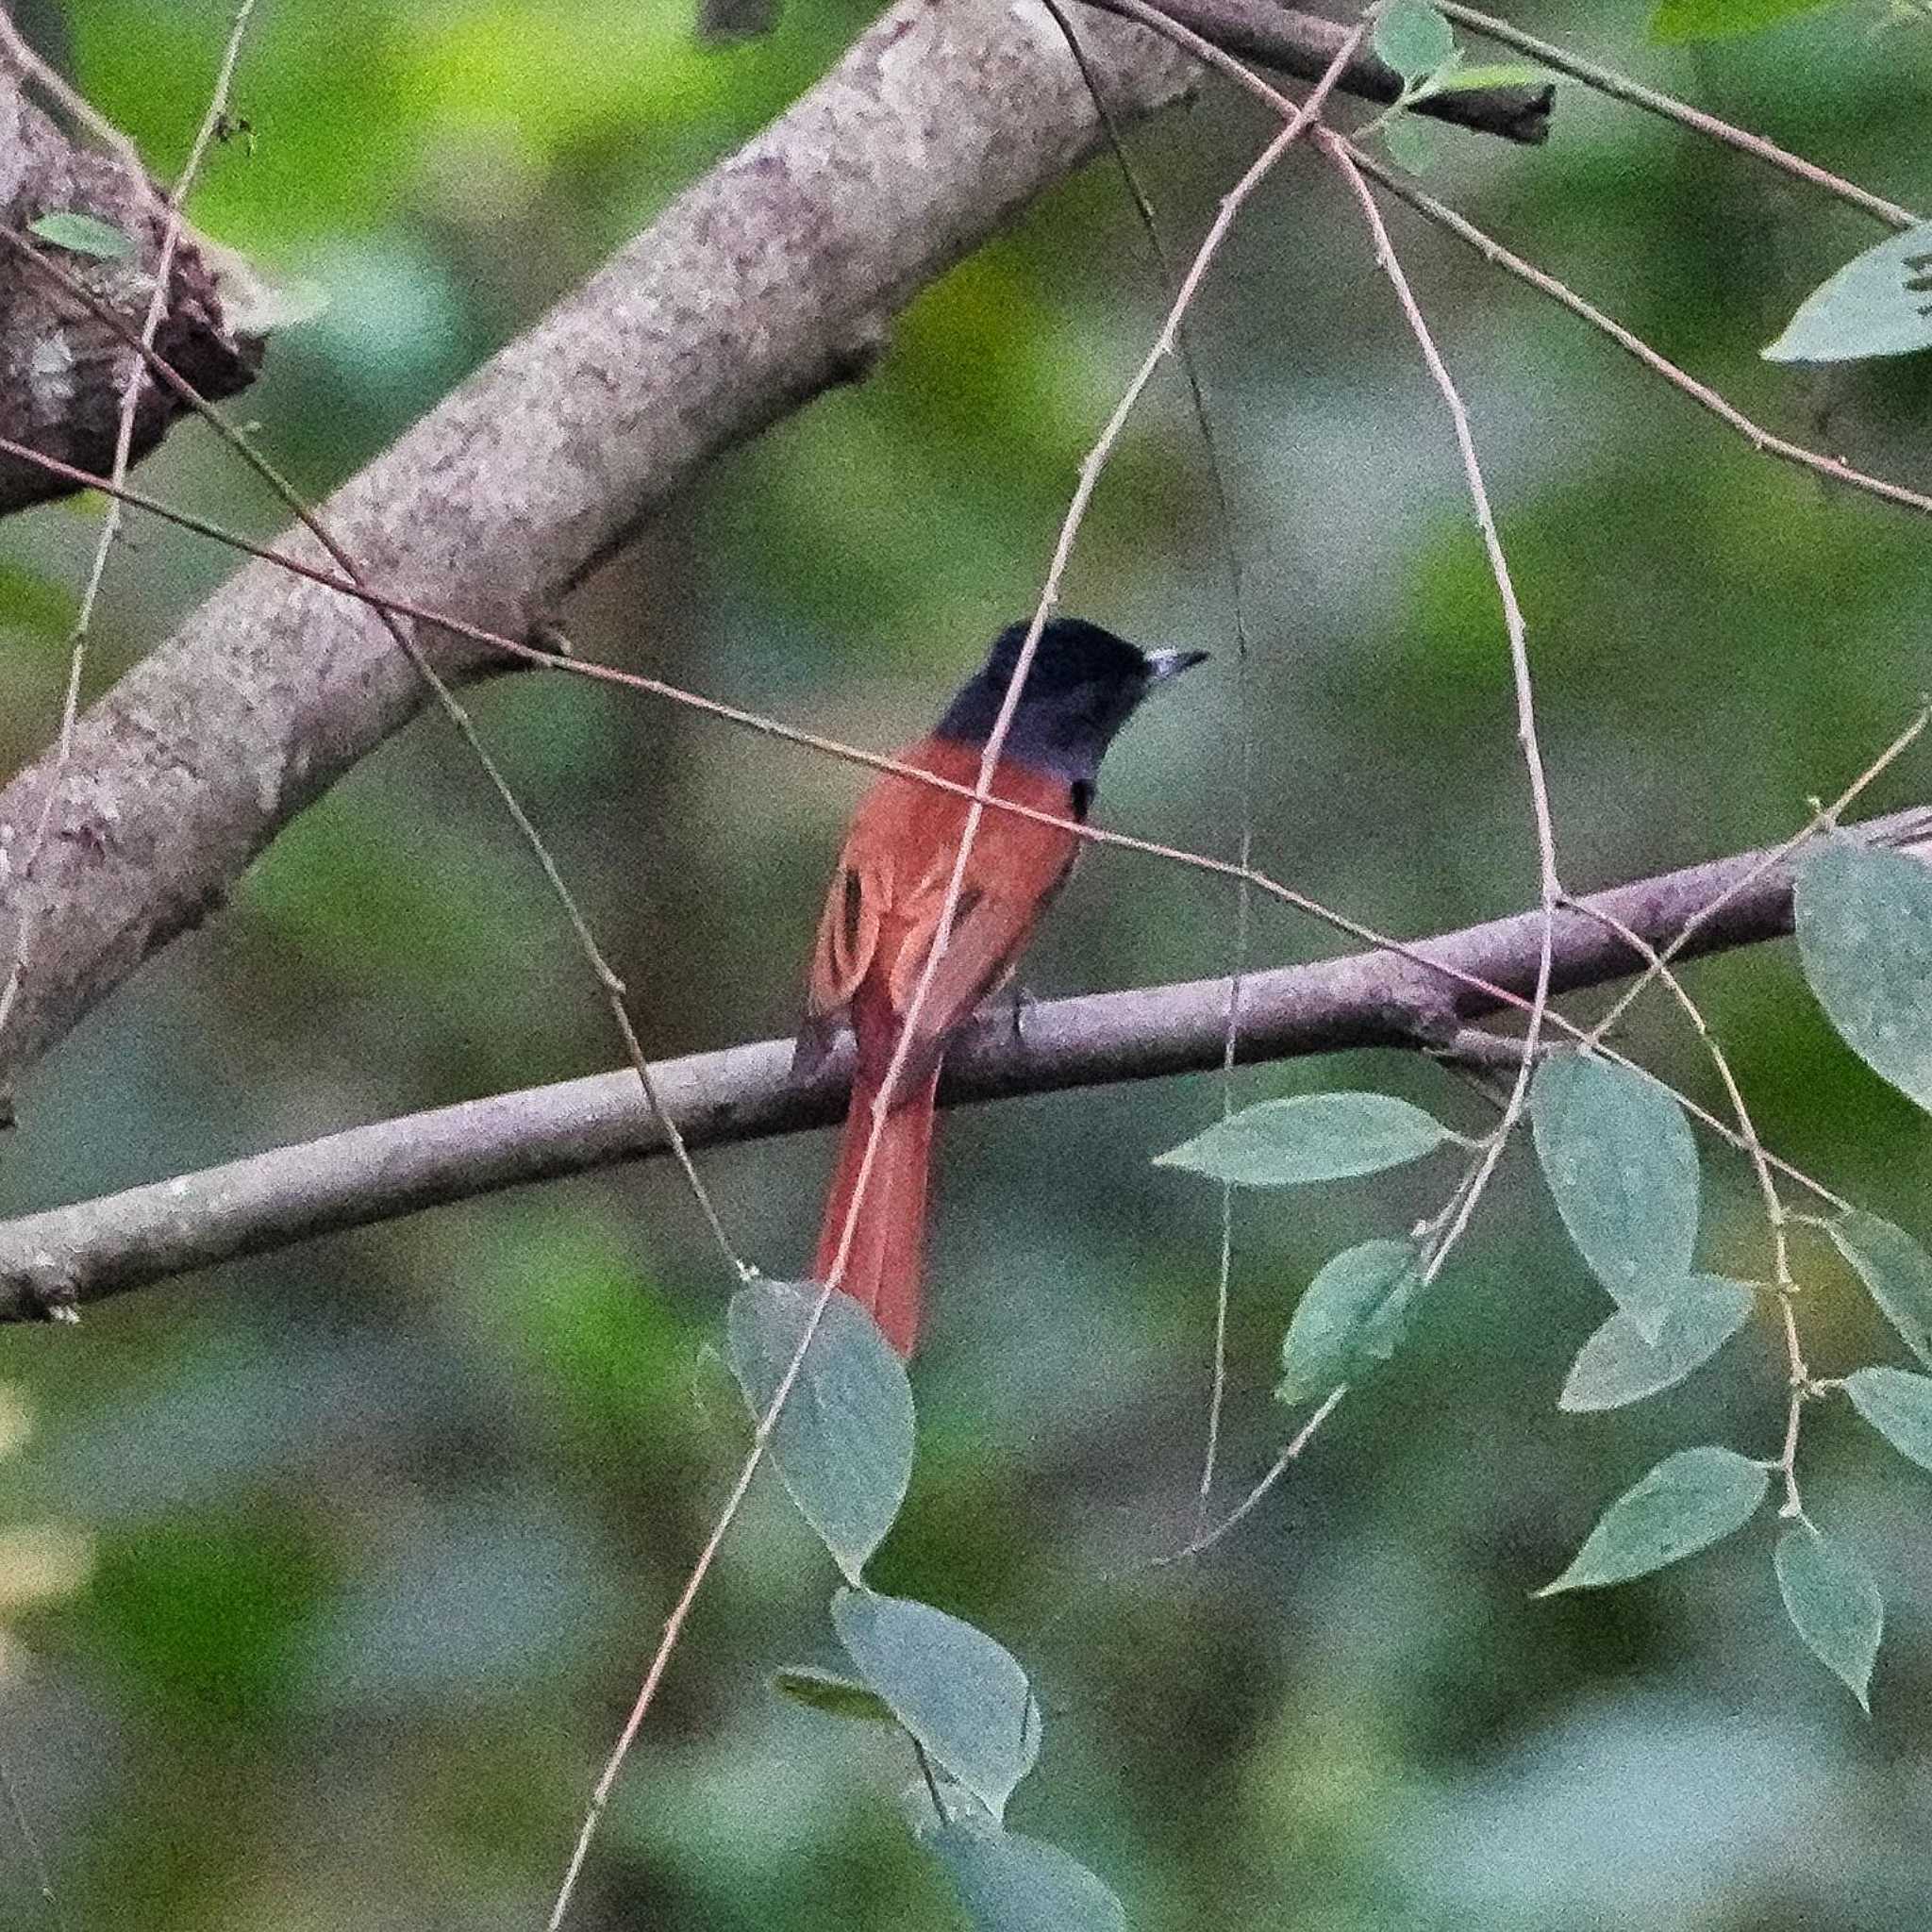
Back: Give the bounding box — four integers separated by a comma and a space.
795, 617, 1207, 1355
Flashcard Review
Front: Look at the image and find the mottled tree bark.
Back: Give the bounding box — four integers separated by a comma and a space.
0, 51, 259, 515
0, 0, 1196, 1090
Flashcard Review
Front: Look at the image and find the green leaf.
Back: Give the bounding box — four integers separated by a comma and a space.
1416, 61, 1552, 94
1538, 1446, 1769, 1594
726, 1282, 914, 1586
1276, 1239, 1424, 1405
1154, 1092, 1453, 1188
833, 1590, 1041, 1821
1774, 1524, 1882, 1710
1825, 1210, 1932, 1372
773, 1666, 899, 1724
1558, 1276, 1756, 1412
1374, 0, 1455, 80
1379, 110, 1441, 176
1765, 220, 1932, 364
1651, 0, 1843, 42
27, 210, 137, 261
1845, 1365, 1932, 1474
1529, 1054, 1701, 1341
1793, 843, 1932, 1110
923, 1817, 1126, 1932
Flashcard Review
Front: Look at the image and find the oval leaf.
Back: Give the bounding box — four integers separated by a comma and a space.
1379, 111, 1440, 176
727, 1282, 914, 1586
1156, 1092, 1452, 1188
1538, 1446, 1768, 1594
1794, 843, 1932, 1112
923, 1818, 1125, 1932
1373, 0, 1455, 81
1420, 60, 1552, 94
1529, 1053, 1700, 1341
1276, 1239, 1423, 1406
1765, 220, 1932, 364
1558, 1276, 1756, 1412
834, 1590, 1040, 1821
27, 210, 136, 261
774, 1665, 899, 1724
1774, 1524, 1881, 1711
1826, 1210, 1932, 1372
1845, 1365, 1932, 1474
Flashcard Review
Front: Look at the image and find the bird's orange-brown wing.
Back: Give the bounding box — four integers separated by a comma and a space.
799, 742, 1080, 1088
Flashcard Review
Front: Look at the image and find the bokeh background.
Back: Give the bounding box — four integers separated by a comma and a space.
3, 2, 1932, 1925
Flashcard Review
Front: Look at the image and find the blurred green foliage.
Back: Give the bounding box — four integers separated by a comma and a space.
6, 2, 1932, 1928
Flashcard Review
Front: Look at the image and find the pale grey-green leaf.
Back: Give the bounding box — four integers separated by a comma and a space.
1529, 1054, 1700, 1341
1765, 221, 1932, 363
1827, 1210, 1932, 1372
1155, 1092, 1452, 1188
28, 210, 136, 260
727, 1282, 914, 1586
1379, 110, 1441, 175
1557, 1276, 1756, 1412
1374, 0, 1455, 80
923, 1819, 1126, 1932
1774, 1524, 1881, 1710
834, 1590, 1040, 1821
1276, 1239, 1422, 1406
774, 1666, 899, 1724
1538, 1446, 1768, 1593
1794, 843, 1932, 1113
1845, 1366, 1932, 1474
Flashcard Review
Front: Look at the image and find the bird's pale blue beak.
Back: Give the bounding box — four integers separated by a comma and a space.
1144, 648, 1209, 683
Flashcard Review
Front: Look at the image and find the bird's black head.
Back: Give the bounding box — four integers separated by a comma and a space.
934, 617, 1207, 782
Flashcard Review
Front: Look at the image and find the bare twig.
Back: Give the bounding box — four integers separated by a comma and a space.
1321, 128, 1559, 1291
1156, 1383, 1347, 1566
1586, 702, 1932, 1046
0, 14, 160, 199
1110, 1, 1932, 528
1437, 1, 1917, 230
0, 1748, 65, 1932
1036, 0, 1257, 1523
1341, 142, 1932, 522
0, 425, 1904, 1216
1078, 0, 1554, 141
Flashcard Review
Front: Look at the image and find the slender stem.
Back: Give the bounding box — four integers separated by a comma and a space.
1588, 703, 1932, 1046
1321, 128, 1560, 1291
1158, 1384, 1348, 1565
1437, 1, 1918, 231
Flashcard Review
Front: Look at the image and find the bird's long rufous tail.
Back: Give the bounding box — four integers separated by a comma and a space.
813, 1067, 940, 1357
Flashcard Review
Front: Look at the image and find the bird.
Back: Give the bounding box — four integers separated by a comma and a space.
794, 616, 1207, 1356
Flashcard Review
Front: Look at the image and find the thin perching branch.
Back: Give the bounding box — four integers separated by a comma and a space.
1321, 126, 1560, 1293
7, 802, 1925, 1324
